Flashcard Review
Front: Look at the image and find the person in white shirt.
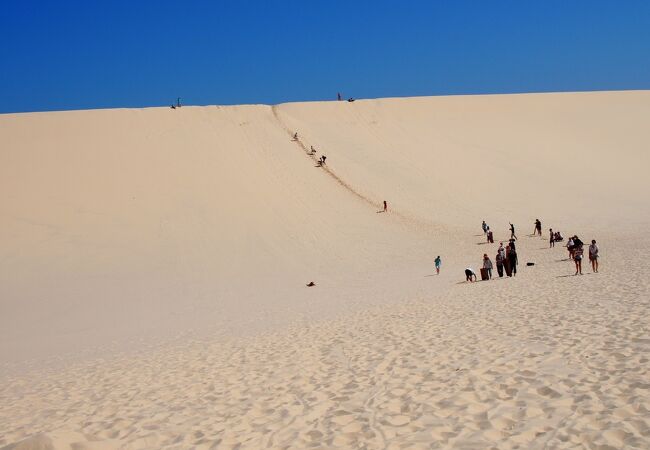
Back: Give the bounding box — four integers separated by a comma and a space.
589, 240, 599, 273
465, 268, 477, 282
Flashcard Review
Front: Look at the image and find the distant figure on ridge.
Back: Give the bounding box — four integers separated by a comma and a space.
348, 97, 355, 102
337, 92, 342, 101
310, 146, 316, 155
434, 256, 441, 275
534, 219, 542, 236
383, 200, 388, 212
293, 132, 298, 140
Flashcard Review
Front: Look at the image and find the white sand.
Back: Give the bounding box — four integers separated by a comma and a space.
1, 91, 649, 449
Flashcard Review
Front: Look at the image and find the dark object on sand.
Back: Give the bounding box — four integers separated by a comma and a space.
306, 281, 316, 287
526, 262, 535, 266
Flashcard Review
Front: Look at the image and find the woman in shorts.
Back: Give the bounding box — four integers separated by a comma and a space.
573, 245, 584, 275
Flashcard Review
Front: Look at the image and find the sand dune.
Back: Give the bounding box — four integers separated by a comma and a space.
1, 91, 649, 448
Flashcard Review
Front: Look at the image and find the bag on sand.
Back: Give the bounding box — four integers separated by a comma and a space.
480, 268, 490, 281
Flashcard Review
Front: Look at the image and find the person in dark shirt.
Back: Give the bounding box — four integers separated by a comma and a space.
509, 222, 517, 240
507, 246, 518, 277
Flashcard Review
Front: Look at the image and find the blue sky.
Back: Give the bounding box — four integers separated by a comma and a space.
1, 1, 649, 113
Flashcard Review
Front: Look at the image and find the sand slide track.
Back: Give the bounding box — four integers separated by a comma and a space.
270, 104, 444, 235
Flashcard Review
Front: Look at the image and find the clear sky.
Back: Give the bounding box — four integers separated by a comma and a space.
1, 1, 649, 113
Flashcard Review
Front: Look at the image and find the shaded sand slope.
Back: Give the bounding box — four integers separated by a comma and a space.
0, 105, 429, 364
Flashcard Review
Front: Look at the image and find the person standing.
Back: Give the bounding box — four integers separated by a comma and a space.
507, 245, 518, 277
509, 222, 517, 240
495, 250, 505, 277
589, 240, 599, 273
574, 243, 584, 275
483, 254, 493, 279
434, 256, 442, 275
534, 219, 542, 236
383, 200, 388, 212
482, 221, 488, 235
487, 228, 494, 243
567, 236, 575, 260
549, 228, 555, 248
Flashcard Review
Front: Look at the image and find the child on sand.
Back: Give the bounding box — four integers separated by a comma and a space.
434, 256, 441, 274
465, 268, 477, 282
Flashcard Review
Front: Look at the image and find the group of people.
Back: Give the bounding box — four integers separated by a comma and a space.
548, 229, 564, 247
460, 218, 602, 282
464, 238, 519, 282
295, 133, 328, 166
481, 221, 494, 243
567, 235, 599, 275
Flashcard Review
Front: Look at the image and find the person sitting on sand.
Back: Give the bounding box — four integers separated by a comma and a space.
310, 145, 316, 155
434, 256, 441, 275
321, 155, 327, 165
483, 254, 493, 279
465, 267, 477, 282
589, 240, 599, 273
293, 132, 298, 140
555, 231, 563, 241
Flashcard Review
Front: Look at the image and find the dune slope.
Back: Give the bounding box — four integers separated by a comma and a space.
1, 91, 649, 449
